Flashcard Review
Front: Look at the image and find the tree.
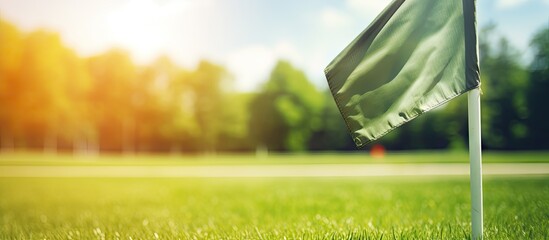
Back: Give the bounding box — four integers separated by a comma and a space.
87, 49, 137, 152
59, 47, 93, 153
1, 21, 91, 153
480, 34, 529, 149
190, 61, 231, 152
16, 30, 86, 152
308, 91, 355, 151
249, 60, 323, 151
526, 25, 549, 149
217, 93, 255, 152
0, 19, 23, 151
147, 56, 198, 152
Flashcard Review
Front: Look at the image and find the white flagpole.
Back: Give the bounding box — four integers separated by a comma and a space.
468, 88, 483, 239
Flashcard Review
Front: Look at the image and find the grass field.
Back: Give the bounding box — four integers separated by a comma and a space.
1, 151, 548, 166
0, 153, 548, 239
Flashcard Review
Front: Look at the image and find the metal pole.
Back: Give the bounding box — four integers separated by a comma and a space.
468, 88, 483, 239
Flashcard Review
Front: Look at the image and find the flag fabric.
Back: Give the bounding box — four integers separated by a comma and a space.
324, 0, 480, 148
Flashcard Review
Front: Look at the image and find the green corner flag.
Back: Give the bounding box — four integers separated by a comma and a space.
325, 0, 480, 148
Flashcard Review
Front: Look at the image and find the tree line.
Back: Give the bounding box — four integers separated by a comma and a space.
0, 18, 548, 153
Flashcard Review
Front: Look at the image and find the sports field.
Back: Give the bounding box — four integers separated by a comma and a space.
0, 152, 548, 239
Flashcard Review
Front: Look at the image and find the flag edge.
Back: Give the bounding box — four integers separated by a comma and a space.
351, 85, 480, 148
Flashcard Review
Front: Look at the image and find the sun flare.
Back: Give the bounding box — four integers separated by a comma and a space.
102, 0, 213, 63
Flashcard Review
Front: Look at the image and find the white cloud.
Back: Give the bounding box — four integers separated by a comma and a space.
225, 45, 276, 92
496, 0, 529, 9
302, 52, 332, 88
224, 41, 304, 92
346, 0, 391, 17
320, 8, 351, 29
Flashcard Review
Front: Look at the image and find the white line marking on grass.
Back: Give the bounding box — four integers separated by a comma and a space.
0, 163, 548, 178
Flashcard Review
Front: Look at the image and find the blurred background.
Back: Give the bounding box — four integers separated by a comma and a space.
0, 0, 548, 154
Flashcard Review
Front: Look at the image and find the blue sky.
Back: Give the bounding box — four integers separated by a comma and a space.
0, 0, 547, 91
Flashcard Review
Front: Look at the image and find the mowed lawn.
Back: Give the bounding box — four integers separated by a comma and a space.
1, 151, 548, 166
0, 153, 548, 239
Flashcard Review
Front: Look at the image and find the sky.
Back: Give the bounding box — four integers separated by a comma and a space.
0, 0, 548, 92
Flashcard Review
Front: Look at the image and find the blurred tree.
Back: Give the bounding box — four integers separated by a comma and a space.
130, 67, 159, 152
87, 49, 137, 153
308, 91, 355, 151
189, 61, 231, 152
8, 15, 547, 153
17, 31, 87, 152
249, 60, 323, 151
437, 96, 469, 150
148, 56, 198, 152
526, 25, 549, 149
249, 90, 286, 151
217, 93, 255, 151
0, 19, 23, 152
480, 29, 529, 149
60, 48, 93, 154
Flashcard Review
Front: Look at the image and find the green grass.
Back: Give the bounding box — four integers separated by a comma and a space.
1, 151, 548, 166
0, 152, 548, 239
1, 176, 548, 239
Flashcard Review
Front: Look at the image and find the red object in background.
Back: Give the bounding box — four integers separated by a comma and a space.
370, 144, 386, 159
